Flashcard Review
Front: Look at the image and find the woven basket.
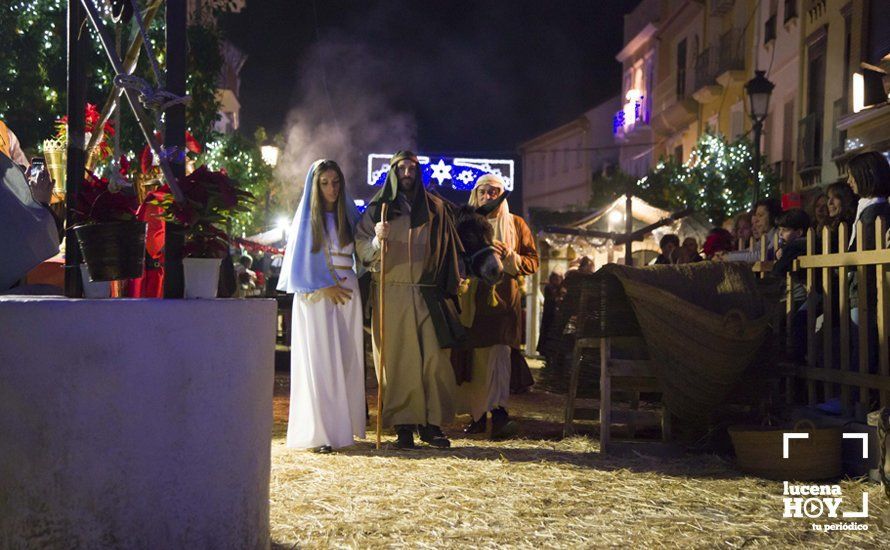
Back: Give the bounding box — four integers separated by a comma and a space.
729, 420, 842, 480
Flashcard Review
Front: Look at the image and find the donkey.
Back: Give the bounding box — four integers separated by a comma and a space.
437, 189, 509, 287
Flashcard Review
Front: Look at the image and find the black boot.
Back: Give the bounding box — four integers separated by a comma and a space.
463, 414, 487, 434
418, 424, 451, 448
395, 424, 416, 449
490, 407, 518, 441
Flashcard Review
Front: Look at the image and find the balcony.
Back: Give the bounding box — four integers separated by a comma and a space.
783, 0, 798, 24
831, 97, 848, 159
715, 29, 747, 86
692, 48, 722, 103
613, 91, 650, 141
710, 0, 735, 16
798, 113, 822, 185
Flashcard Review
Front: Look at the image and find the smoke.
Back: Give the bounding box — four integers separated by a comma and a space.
276, 36, 417, 209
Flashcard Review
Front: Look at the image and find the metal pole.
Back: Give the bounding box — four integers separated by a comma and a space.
624, 184, 633, 266
163, 0, 187, 299
752, 119, 762, 206
64, 0, 86, 298
78, 0, 184, 203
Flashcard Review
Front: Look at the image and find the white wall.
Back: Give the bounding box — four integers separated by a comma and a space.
0, 297, 276, 549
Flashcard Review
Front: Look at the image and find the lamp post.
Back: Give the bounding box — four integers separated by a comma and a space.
260, 145, 280, 230
744, 70, 775, 206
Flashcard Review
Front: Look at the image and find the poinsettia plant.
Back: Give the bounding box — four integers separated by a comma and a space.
55, 103, 116, 162
70, 167, 140, 226
146, 165, 254, 258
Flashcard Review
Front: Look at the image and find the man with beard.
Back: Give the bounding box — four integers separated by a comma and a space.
355, 151, 464, 449
453, 174, 538, 439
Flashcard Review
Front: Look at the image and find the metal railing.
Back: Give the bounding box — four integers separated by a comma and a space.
798, 113, 820, 171
718, 29, 746, 74
831, 97, 848, 159
694, 48, 719, 91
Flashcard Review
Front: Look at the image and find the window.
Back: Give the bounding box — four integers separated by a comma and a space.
575, 140, 582, 168
538, 152, 544, 179
676, 39, 687, 98
562, 148, 568, 172
674, 145, 683, 163
707, 114, 719, 134
550, 151, 557, 176
730, 101, 744, 141
783, 0, 797, 24
765, 14, 777, 44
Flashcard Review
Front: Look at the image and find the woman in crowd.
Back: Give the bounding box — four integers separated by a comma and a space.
824, 180, 857, 234
809, 192, 829, 232
277, 159, 366, 453
730, 211, 753, 250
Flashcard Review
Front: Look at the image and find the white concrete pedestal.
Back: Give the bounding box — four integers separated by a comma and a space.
0, 297, 276, 549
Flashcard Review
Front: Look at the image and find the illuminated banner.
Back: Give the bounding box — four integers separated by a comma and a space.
366, 154, 515, 191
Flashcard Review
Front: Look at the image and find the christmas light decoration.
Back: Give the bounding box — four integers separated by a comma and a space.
366, 154, 514, 191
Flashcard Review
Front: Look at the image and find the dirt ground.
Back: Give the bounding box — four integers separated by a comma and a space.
268, 360, 889, 549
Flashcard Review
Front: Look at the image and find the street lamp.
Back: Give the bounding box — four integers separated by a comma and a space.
260, 145, 280, 168
745, 70, 775, 205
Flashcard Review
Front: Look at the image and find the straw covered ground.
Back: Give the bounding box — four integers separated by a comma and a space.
269, 362, 889, 548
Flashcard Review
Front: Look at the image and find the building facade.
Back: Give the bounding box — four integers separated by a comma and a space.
615, 0, 661, 178
519, 96, 621, 216
754, 0, 802, 193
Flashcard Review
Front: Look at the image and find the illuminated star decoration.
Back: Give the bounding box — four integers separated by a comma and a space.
429, 159, 452, 185
366, 154, 514, 191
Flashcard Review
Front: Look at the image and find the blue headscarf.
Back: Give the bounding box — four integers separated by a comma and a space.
276, 159, 361, 294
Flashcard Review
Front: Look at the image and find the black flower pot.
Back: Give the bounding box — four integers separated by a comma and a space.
74, 221, 148, 282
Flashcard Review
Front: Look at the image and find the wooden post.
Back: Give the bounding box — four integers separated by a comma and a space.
806, 229, 817, 405
838, 223, 851, 405
599, 337, 611, 453
624, 193, 633, 266
376, 203, 389, 449
876, 218, 889, 406
856, 221, 870, 410
64, 0, 87, 298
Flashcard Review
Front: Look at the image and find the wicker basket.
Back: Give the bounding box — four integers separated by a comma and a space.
729, 420, 842, 480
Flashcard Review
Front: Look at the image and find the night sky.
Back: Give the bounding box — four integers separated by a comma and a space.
220, 0, 638, 198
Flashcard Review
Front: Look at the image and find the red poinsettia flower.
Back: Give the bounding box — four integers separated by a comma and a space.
143, 165, 255, 259
71, 172, 139, 225
185, 130, 202, 154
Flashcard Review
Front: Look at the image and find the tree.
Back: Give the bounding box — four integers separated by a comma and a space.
1, 1, 222, 156
639, 133, 779, 225
199, 130, 277, 238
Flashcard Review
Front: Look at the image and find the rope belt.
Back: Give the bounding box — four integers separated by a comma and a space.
381, 281, 437, 288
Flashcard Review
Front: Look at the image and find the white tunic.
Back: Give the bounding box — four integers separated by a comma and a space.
286, 213, 366, 449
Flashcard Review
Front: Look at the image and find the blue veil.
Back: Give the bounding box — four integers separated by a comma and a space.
276, 159, 361, 294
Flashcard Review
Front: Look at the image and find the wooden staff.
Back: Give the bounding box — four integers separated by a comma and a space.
376, 202, 389, 449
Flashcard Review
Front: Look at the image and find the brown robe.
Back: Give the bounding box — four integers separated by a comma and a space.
452, 214, 539, 383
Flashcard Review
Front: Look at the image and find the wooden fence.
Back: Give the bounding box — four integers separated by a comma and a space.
766, 219, 890, 416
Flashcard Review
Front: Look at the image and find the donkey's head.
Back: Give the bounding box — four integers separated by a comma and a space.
454, 204, 503, 286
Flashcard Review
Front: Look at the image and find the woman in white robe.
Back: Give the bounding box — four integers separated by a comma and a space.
277, 159, 366, 452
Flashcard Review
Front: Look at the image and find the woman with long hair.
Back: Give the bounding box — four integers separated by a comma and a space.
824, 180, 857, 233
277, 160, 365, 452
